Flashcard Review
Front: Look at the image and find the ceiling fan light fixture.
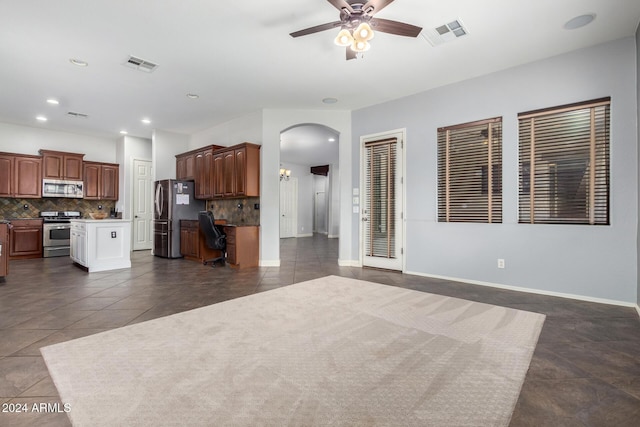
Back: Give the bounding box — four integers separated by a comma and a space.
354, 22, 374, 41
351, 40, 371, 52
334, 29, 354, 46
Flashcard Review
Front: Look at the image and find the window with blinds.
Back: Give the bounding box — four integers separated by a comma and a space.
437, 117, 502, 223
518, 97, 610, 225
364, 138, 396, 258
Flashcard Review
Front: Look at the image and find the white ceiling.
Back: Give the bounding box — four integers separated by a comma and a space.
1, 0, 639, 165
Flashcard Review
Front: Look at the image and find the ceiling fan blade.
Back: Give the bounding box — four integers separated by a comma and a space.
346, 47, 357, 60
290, 21, 342, 38
362, 0, 394, 15
370, 18, 422, 37
327, 0, 354, 14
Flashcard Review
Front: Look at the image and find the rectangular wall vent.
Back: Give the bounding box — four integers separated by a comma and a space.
67, 111, 89, 119
422, 19, 468, 46
124, 55, 158, 73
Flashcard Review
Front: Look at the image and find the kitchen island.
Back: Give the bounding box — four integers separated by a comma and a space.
70, 219, 131, 272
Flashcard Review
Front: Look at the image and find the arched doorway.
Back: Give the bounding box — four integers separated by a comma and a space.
279, 124, 339, 240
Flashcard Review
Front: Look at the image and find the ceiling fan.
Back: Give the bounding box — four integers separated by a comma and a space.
290, 0, 422, 60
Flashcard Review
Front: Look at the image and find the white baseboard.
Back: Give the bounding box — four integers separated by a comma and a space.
259, 259, 280, 267
405, 270, 638, 309
338, 259, 362, 267
296, 233, 313, 238
328, 234, 339, 239
636, 305, 640, 318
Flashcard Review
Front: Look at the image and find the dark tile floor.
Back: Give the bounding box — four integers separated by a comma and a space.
0, 234, 639, 426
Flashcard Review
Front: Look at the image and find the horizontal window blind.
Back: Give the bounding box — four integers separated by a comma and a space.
364, 138, 397, 258
438, 117, 502, 223
518, 98, 610, 225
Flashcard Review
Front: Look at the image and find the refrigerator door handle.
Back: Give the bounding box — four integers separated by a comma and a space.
155, 183, 163, 218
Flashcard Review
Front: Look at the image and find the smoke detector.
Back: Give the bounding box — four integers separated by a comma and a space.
422, 19, 468, 46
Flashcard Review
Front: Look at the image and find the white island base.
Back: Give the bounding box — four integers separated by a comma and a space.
70, 219, 131, 272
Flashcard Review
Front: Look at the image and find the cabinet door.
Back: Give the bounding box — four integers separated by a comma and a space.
83, 163, 101, 199
101, 165, 119, 200
176, 153, 196, 180
222, 150, 235, 197
213, 152, 224, 198
14, 156, 42, 198
64, 155, 84, 180
234, 147, 246, 197
203, 149, 214, 199
194, 151, 205, 199
42, 153, 63, 179
10, 226, 42, 258
180, 227, 198, 258
0, 155, 12, 197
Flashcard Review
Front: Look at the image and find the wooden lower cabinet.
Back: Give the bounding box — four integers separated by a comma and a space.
9, 219, 43, 260
179, 221, 258, 268
0, 223, 9, 277
223, 225, 259, 268
179, 219, 226, 264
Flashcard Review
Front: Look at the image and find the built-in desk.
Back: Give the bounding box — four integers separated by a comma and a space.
180, 220, 259, 268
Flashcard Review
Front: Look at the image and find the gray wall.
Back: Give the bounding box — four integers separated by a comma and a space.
637, 24, 640, 308
353, 37, 638, 304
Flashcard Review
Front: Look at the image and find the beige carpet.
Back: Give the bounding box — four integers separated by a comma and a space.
41, 275, 544, 426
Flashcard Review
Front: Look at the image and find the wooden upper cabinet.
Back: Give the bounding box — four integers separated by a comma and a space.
212, 152, 224, 198
14, 155, 42, 198
211, 143, 260, 199
176, 151, 196, 180
177, 143, 258, 200
83, 161, 119, 200
39, 150, 84, 180
83, 162, 100, 199
0, 154, 12, 197
0, 153, 42, 198
222, 150, 235, 197
101, 164, 119, 200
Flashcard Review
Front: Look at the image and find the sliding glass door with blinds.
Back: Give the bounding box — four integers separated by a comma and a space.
518, 97, 610, 225
361, 132, 404, 271
437, 117, 503, 223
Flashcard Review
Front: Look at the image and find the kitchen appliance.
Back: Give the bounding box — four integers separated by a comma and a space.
153, 179, 204, 258
42, 179, 84, 198
41, 211, 81, 257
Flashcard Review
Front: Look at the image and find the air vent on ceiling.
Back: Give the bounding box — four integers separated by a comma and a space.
67, 111, 89, 119
124, 55, 158, 73
422, 19, 468, 46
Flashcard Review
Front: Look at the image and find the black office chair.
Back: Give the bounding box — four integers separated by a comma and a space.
198, 211, 226, 267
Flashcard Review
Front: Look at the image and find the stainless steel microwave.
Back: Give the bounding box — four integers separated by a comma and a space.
42, 179, 84, 198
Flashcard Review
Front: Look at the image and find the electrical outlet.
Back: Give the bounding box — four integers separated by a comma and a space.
497, 259, 505, 269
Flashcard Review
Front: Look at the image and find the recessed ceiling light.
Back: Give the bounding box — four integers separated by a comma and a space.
120, 130, 128, 135
564, 14, 596, 30
186, 93, 199, 99
46, 99, 59, 105
322, 97, 338, 104
141, 118, 151, 124
36, 116, 47, 122
328, 138, 336, 142
69, 58, 88, 67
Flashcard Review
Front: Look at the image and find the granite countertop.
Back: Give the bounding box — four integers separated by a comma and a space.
71, 218, 131, 223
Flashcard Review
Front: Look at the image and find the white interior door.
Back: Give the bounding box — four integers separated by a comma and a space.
313, 174, 328, 234
361, 131, 404, 271
280, 178, 297, 238
132, 159, 153, 250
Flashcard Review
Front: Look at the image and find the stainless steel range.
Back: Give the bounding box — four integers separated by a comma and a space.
40, 211, 81, 258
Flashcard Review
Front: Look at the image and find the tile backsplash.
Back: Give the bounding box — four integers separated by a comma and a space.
0, 198, 116, 219
207, 197, 260, 226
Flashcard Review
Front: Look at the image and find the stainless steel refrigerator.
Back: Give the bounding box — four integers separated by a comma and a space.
153, 179, 205, 258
